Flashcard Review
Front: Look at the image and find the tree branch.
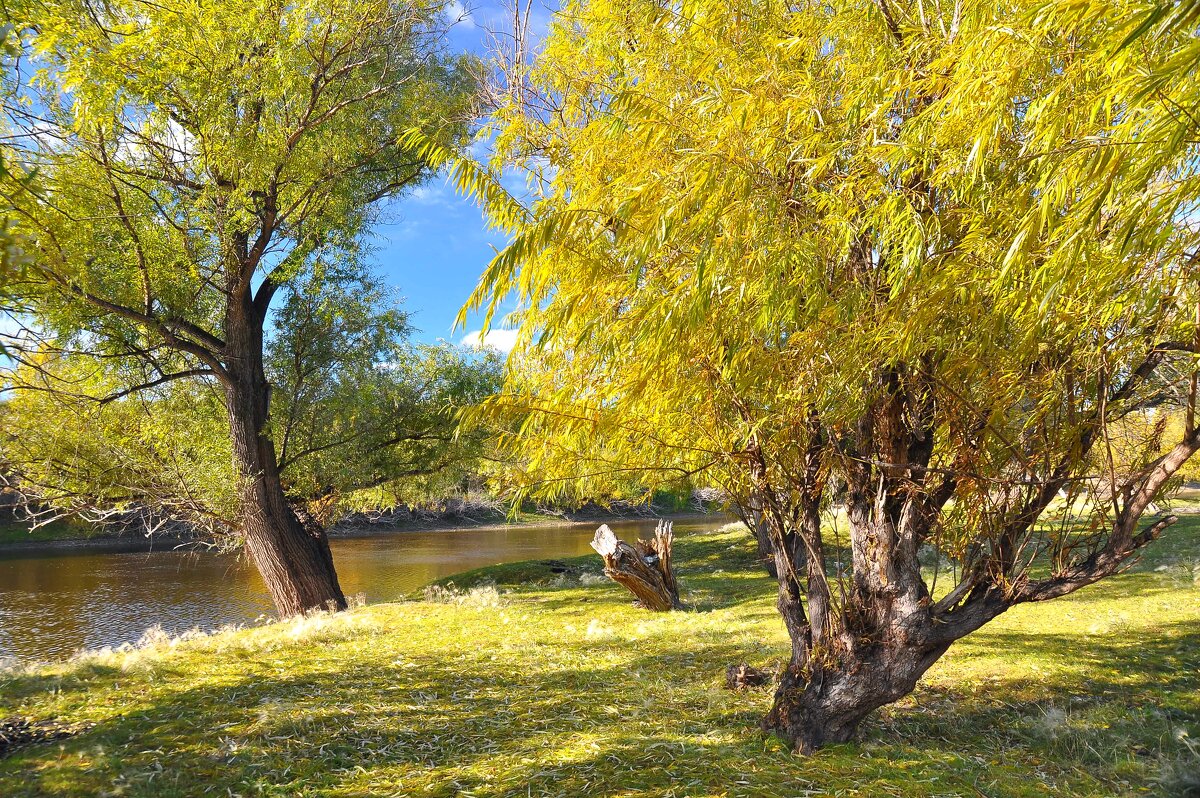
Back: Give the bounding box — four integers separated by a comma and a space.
1016, 514, 1178, 603
97, 369, 215, 404
36, 265, 231, 384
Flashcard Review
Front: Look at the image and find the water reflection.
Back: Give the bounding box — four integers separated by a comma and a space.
0, 519, 720, 662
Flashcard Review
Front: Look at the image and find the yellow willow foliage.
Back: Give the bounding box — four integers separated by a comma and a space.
459, 0, 1200, 503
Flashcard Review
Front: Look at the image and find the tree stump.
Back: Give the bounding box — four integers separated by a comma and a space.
590, 520, 682, 610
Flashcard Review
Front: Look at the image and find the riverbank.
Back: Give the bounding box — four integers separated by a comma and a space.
328, 508, 723, 538
0, 518, 98, 547
2, 522, 1198, 796
0, 508, 725, 555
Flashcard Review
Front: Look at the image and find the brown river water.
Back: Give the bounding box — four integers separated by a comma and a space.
0, 518, 723, 663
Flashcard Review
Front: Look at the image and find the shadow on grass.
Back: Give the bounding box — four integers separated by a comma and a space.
2, 616, 1197, 797
0, 640, 751, 795
2, 523, 1197, 796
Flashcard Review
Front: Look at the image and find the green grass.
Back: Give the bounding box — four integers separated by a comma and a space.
0, 518, 97, 545
1, 522, 1198, 797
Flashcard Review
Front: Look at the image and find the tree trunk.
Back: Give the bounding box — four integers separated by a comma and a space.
591, 521, 681, 610
759, 406, 950, 753
763, 462, 952, 752
743, 495, 779, 578
762, 642, 949, 753
736, 489, 808, 579
224, 298, 346, 617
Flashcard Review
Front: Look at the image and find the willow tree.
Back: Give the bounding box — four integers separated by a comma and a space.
451, 0, 1200, 752
1, 263, 502, 546
0, 22, 26, 301
0, 0, 476, 615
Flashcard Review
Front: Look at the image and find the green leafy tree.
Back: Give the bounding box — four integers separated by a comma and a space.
0, 361, 242, 534
0, 0, 476, 615
1, 262, 502, 544
0, 21, 27, 309
265, 264, 504, 513
453, 0, 1200, 751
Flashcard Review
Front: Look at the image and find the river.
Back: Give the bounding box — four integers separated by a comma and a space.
0, 518, 719, 663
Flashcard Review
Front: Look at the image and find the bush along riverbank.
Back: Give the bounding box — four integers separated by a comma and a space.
0, 496, 725, 552
1, 522, 1198, 797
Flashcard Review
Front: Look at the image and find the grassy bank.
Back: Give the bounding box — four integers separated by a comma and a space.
0, 518, 96, 546
1, 523, 1197, 797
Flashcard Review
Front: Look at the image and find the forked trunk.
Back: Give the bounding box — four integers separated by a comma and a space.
753, 350, 1197, 753
760, 425, 953, 753
225, 303, 346, 617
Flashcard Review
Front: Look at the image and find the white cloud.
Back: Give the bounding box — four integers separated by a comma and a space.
406, 180, 459, 209
461, 328, 519, 353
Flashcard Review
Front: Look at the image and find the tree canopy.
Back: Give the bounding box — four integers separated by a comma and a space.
2, 0, 473, 357
460, 0, 1200, 750
1, 263, 503, 538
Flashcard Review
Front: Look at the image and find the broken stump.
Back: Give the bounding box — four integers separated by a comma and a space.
590, 520, 682, 611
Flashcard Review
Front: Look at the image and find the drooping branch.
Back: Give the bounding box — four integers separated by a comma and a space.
951, 341, 1192, 598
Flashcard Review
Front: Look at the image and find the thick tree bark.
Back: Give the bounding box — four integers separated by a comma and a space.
734, 329, 1200, 755
591, 521, 681, 610
762, 641, 950, 753
766, 487, 951, 751
759, 391, 952, 753
225, 296, 346, 617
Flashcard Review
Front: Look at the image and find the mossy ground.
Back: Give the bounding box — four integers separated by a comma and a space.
1, 521, 1197, 797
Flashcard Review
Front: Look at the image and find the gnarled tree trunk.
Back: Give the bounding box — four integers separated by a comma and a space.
751, 353, 1194, 753
752, 391, 1000, 752
763, 640, 951, 753
591, 520, 681, 610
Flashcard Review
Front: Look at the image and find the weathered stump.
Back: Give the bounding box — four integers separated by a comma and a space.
590, 520, 682, 610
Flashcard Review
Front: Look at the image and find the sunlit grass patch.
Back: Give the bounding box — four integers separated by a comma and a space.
0, 522, 1197, 796
423, 581, 508, 607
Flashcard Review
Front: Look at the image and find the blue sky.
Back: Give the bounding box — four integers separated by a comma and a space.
368, 1, 555, 353
371, 178, 509, 348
